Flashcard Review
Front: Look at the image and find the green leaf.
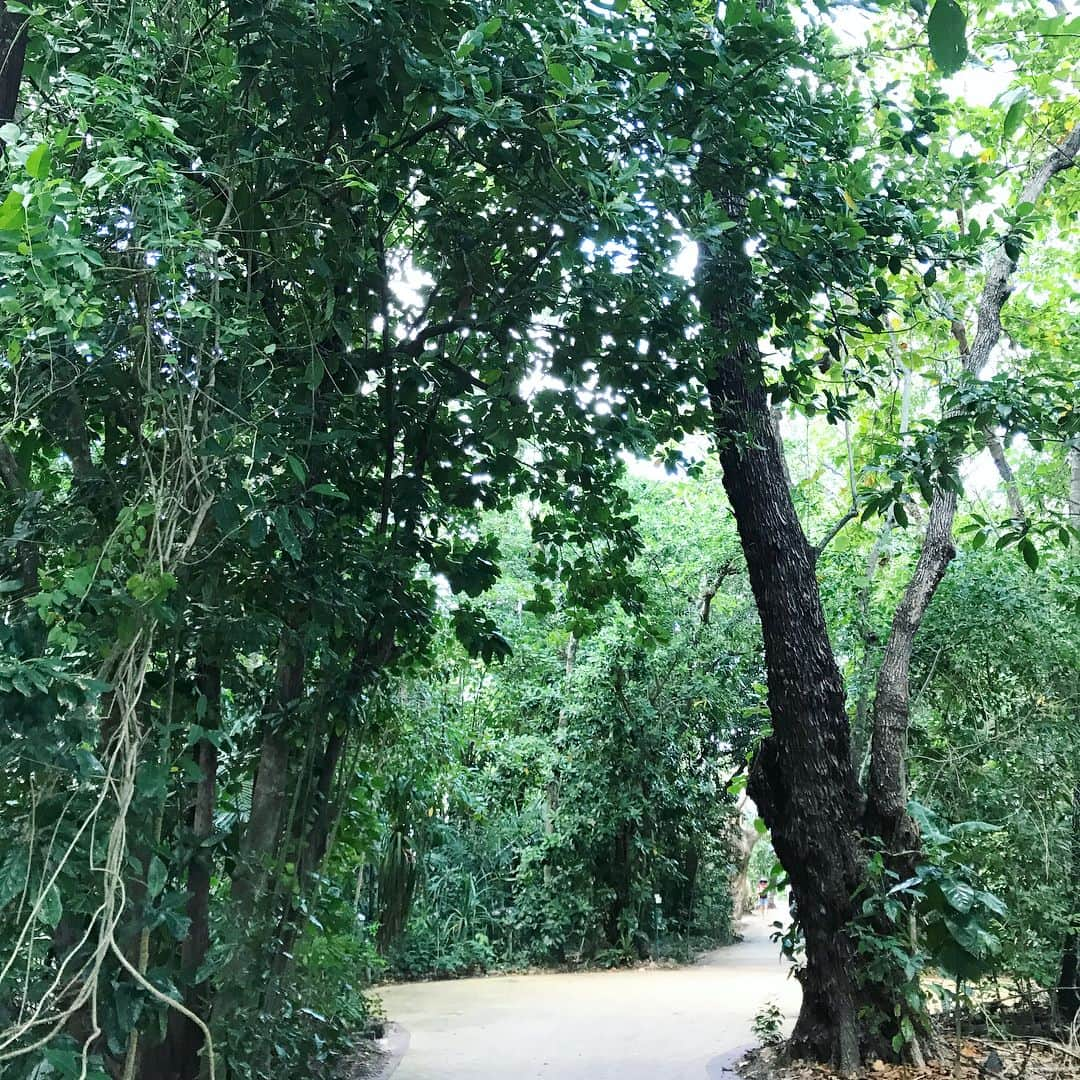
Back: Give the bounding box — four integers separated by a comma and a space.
273, 508, 302, 561
311, 482, 348, 501
547, 62, 573, 87
40, 884, 63, 929
303, 357, 325, 390
1019, 536, 1039, 571
25, 143, 52, 180
975, 889, 1008, 918
248, 514, 268, 548
646, 72, 671, 92
456, 28, 483, 58
286, 454, 307, 483
74, 747, 105, 778
82, 165, 107, 188
1002, 96, 1028, 141
0, 190, 26, 232
927, 0, 968, 76
147, 855, 167, 899
939, 876, 975, 913
0, 849, 28, 910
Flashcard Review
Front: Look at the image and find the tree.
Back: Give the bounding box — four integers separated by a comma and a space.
624, 0, 1080, 1067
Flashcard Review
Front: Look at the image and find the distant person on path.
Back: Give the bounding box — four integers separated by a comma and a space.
757, 877, 769, 916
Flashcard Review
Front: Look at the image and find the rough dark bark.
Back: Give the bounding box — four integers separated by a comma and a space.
866, 122, 1080, 859
707, 349, 865, 1073
0, 5, 29, 124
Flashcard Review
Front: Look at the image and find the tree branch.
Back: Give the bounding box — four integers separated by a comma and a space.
813, 507, 859, 560
698, 561, 736, 625
985, 432, 1026, 522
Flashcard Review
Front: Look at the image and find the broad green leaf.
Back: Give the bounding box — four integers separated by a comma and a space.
0, 849, 28, 910
547, 62, 573, 87
248, 514, 268, 548
1019, 537, 1039, 571
927, 0, 968, 75
40, 884, 63, 928
1002, 96, 1028, 140
273, 508, 302, 561
147, 855, 167, 899
287, 454, 307, 483
25, 143, 52, 180
0, 190, 25, 232
939, 876, 975, 913
303, 357, 325, 390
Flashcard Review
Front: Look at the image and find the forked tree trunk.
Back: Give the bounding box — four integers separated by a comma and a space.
707, 353, 866, 1073
701, 120, 1080, 1071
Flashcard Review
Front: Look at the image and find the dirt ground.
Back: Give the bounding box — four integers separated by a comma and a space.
374, 909, 800, 1079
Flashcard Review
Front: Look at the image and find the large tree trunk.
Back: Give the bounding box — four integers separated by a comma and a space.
232, 628, 305, 915
0, 5, 29, 123
866, 122, 1080, 862
707, 351, 866, 1073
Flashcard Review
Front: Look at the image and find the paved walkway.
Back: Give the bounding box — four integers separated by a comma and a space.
376, 911, 800, 1079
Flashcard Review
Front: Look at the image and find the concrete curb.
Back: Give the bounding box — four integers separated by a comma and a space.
369, 1022, 410, 1080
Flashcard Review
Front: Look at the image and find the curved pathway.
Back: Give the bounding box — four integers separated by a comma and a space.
376, 911, 800, 1079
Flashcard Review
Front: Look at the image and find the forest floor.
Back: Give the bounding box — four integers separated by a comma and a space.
743, 1035, 1080, 1080
368, 909, 800, 1079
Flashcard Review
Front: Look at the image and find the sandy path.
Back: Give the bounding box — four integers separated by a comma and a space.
375, 911, 799, 1079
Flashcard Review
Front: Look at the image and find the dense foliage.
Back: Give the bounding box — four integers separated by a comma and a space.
0, 0, 1077, 1077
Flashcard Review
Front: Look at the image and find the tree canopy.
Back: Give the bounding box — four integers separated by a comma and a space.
0, 0, 1078, 1077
